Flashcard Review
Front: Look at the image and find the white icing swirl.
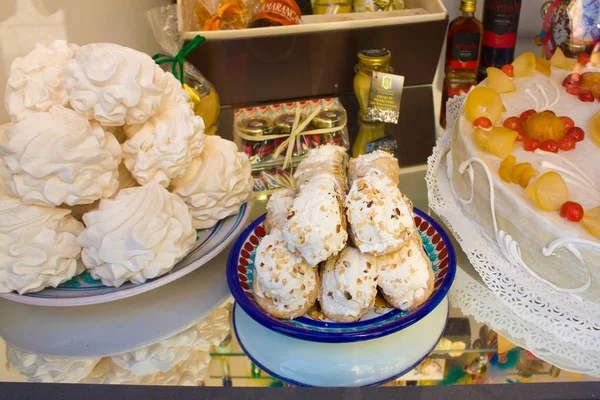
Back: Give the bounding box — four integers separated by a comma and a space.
170, 135, 253, 230
0, 106, 121, 207
6, 344, 99, 383
123, 74, 205, 187
64, 43, 167, 126
82, 358, 157, 385
0, 187, 84, 294
153, 350, 210, 386
5, 40, 79, 123
77, 182, 196, 287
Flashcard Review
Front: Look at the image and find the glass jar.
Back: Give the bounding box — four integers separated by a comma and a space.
238, 117, 275, 163
313, 0, 352, 14
311, 109, 345, 147
274, 113, 308, 156
353, 49, 392, 120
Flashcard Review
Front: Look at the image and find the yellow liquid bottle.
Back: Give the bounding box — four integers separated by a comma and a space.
352, 49, 392, 157
313, 0, 352, 14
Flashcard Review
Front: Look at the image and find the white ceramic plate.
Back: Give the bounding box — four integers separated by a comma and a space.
233, 297, 449, 387
0, 203, 250, 307
0, 247, 234, 358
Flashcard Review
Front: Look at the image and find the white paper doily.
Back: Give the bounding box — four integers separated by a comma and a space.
450, 268, 600, 377
426, 94, 600, 358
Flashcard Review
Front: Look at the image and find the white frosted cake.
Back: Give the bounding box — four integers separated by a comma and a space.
449, 51, 600, 302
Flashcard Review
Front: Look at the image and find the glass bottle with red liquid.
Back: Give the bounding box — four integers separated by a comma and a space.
440, 0, 482, 128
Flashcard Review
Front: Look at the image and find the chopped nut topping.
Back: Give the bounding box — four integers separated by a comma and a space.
287, 211, 295, 220
336, 224, 341, 233
366, 262, 372, 269
357, 278, 363, 284
408, 249, 413, 257
328, 291, 334, 297
394, 208, 401, 215
344, 291, 352, 300
366, 201, 373, 208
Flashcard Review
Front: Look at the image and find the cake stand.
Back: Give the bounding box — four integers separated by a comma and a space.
232, 297, 449, 387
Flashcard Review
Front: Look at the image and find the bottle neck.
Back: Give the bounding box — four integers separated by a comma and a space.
460, 10, 474, 18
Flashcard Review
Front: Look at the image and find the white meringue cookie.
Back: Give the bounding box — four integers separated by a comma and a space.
283, 174, 347, 265
60, 162, 137, 221
345, 169, 415, 256
0, 106, 122, 207
111, 324, 202, 376
170, 135, 253, 229
83, 358, 157, 385
77, 182, 196, 287
0, 187, 84, 294
123, 74, 205, 187
153, 350, 210, 386
194, 305, 231, 350
6, 344, 100, 383
64, 43, 167, 126
5, 40, 79, 123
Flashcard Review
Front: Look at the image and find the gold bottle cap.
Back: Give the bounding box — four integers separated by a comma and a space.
238, 117, 273, 136
460, 0, 476, 13
275, 113, 303, 134
312, 109, 342, 129
357, 49, 392, 68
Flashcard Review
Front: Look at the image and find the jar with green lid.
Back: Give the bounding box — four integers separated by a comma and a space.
238, 117, 275, 163
311, 109, 345, 147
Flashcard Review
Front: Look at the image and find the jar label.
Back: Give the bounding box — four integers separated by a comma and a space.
366, 72, 404, 124
253, 0, 302, 26
450, 32, 480, 69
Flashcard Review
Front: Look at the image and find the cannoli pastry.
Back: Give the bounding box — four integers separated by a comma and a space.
345, 169, 416, 256
284, 174, 348, 265
0, 187, 84, 294
293, 144, 347, 194
0, 106, 122, 207
377, 235, 434, 311
264, 188, 296, 234
348, 150, 400, 186
6, 344, 100, 383
253, 229, 318, 319
319, 246, 378, 322
170, 135, 253, 229
5, 40, 79, 123
77, 182, 196, 287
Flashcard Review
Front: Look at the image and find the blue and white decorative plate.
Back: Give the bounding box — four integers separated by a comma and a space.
1, 203, 251, 307
227, 207, 456, 343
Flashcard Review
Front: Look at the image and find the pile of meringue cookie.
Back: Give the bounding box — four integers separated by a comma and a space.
0, 40, 253, 294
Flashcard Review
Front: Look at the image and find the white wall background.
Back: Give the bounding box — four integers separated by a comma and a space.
0, 0, 169, 123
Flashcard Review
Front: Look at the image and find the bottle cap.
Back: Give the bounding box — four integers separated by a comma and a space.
238, 117, 273, 136
312, 109, 343, 129
357, 49, 392, 69
460, 0, 476, 13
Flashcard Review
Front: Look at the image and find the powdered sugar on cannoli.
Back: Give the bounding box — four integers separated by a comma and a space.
320, 246, 378, 322
254, 229, 317, 316
284, 175, 347, 265
377, 236, 434, 311
345, 169, 415, 256
348, 150, 400, 186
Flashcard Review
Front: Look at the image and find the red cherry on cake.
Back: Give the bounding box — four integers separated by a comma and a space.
501, 64, 514, 77
578, 53, 591, 66
567, 84, 581, 96
562, 73, 581, 87
520, 109, 537, 123
503, 116, 523, 130
515, 129, 526, 142
560, 201, 584, 223
558, 136, 575, 151
559, 116, 575, 130
540, 139, 559, 153
579, 89, 595, 102
523, 138, 541, 152
566, 127, 585, 142
473, 116, 493, 129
